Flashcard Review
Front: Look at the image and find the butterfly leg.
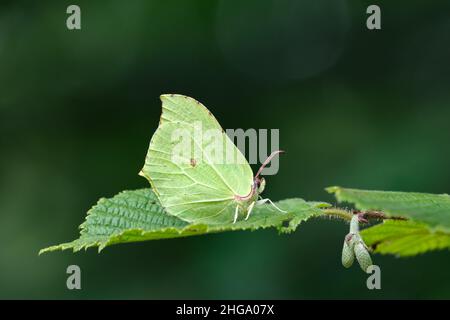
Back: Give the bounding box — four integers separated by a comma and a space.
244, 201, 256, 221
257, 198, 287, 213
233, 205, 239, 224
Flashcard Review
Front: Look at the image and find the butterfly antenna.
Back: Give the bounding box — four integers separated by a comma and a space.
255, 150, 285, 178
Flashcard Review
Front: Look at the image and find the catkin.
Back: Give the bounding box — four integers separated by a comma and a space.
341, 214, 373, 272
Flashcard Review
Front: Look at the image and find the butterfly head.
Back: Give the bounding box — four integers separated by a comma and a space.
234, 150, 284, 201
253, 150, 284, 196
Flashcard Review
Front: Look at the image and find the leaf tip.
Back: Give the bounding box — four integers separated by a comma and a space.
38, 245, 61, 255
325, 186, 341, 194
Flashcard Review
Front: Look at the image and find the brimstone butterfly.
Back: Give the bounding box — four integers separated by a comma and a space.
139, 94, 285, 224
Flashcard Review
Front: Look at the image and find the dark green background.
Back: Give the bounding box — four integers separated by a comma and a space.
1, 0, 450, 299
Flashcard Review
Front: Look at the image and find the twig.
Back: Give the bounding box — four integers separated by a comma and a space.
322, 208, 407, 223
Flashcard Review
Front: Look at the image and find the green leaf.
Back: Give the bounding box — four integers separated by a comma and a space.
327, 186, 450, 231
361, 220, 450, 257
40, 189, 327, 254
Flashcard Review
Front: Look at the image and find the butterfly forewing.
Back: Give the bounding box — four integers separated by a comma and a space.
140, 94, 254, 224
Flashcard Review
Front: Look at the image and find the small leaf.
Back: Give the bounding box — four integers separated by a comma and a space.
327, 186, 450, 231
40, 189, 327, 254
361, 220, 450, 257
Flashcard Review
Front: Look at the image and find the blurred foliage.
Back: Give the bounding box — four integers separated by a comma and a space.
1, 0, 450, 298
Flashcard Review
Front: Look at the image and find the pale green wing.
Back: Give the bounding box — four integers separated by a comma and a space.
140, 94, 254, 224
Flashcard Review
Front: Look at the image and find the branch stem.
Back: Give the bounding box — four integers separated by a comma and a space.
322, 208, 407, 223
